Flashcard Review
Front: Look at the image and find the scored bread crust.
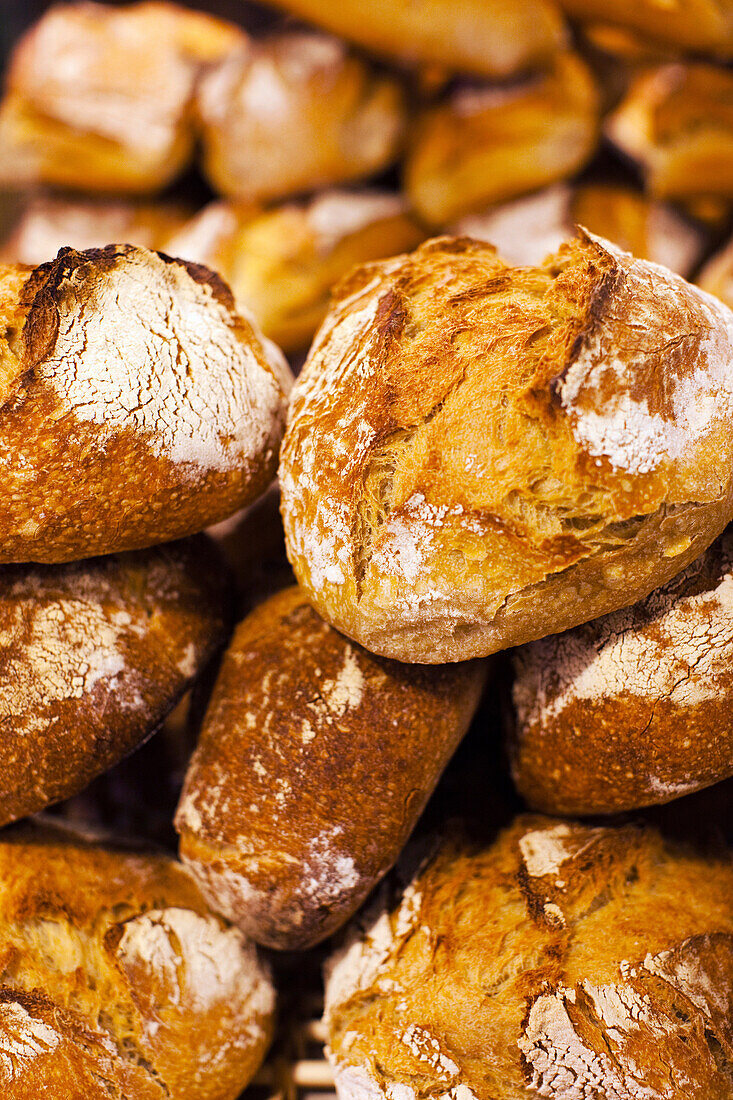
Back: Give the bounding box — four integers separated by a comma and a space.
510, 525, 733, 815
280, 231, 733, 662
176, 585, 486, 950
0, 536, 228, 827
0, 244, 291, 562
325, 815, 733, 1100
0, 820, 274, 1100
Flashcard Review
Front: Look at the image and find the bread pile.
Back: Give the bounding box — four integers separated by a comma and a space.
2, 1, 733, 1099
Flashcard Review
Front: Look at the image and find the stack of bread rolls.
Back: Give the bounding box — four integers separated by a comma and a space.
2, 2, 733, 1099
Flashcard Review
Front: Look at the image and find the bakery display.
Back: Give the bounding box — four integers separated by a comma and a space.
197, 30, 407, 205
0, 244, 290, 562
0, 820, 274, 1099
405, 52, 600, 226
511, 526, 733, 814
326, 815, 733, 1100
176, 586, 487, 949
281, 232, 733, 662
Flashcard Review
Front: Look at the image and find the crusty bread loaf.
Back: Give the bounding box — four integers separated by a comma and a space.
326, 815, 733, 1100
280, 231, 733, 662
557, 0, 733, 57
0, 820, 274, 1100
166, 190, 424, 353
0, 244, 290, 562
0, 536, 228, 826
197, 30, 406, 205
455, 182, 705, 277
404, 52, 599, 226
510, 525, 733, 814
699, 233, 733, 311
0, 1, 245, 194
176, 586, 487, 949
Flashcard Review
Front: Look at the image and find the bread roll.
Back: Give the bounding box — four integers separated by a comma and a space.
257, 0, 565, 80
0, 820, 274, 1099
455, 182, 705, 277
0, 536, 227, 826
606, 63, 733, 203
326, 815, 733, 1100
699, 233, 733, 311
176, 586, 486, 949
197, 31, 406, 205
166, 191, 424, 353
404, 53, 599, 226
0, 194, 191, 266
558, 0, 733, 57
280, 232, 733, 662
0, 244, 290, 562
0, 1, 245, 194
510, 526, 733, 814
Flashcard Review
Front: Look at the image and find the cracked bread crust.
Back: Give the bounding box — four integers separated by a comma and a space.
325, 815, 733, 1100
510, 525, 733, 815
280, 231, 733, 662
176, 585, 487, 950
0, 244, 291, 562
0, 820, 274, 1100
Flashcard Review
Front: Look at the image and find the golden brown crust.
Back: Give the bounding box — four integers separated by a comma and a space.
699, 234, 733, 311
0, 820, 274, 1100
558, 0, 733, 56
0, 536, 228, 826
325, 816, 733, 1100
176, 586, 487, 949
0, 244, 290, 562
280, 232, 733, 662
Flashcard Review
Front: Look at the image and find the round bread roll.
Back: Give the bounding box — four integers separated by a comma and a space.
175, 586, 487, 950
166, 190, 424, 353
0, 244, 290, 562
0, 820, 274, 1099
280, 232, 733, 663
0, 1, 245, 194
510, 526, 733, 814
325, 815, 733, 1100
257, 0, 565, 80
606, 63, 733, 203
454, 182, 705, 278
557, 0, 733, 57
197, 30, 407, 205
404, 52, 600, 226
0, 536, 228, 827
699, 233, 733, 311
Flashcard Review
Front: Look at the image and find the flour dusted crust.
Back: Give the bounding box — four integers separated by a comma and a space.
0, 244, 290, 562
176, 586, 486, 949
197, 30, 406, 205
280, 231, 733, 662
0, 820, 274, 1100
0, 1, 245, 194
511, 526, 733, 814
325, 816, 733, 1100
0, 536, 228, 826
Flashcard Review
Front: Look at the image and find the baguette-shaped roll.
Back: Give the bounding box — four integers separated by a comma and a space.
699, 233, 733, 310
0, 1, 245, 194
606, 64, 733, 203
404, 53, 599, 226
558, 0, 733, 57
166, 191, 424, 353
175, 586, 486, 949
455, 182, 705, 277
0, 244, 290, 562
511, 527, 733, 814
326, 816, 733, 1100
257, 0, 566, 80
280, 232, 733, 663
197, 31, 406, 205
0, 821, 274, 1100
0, 537, 227, 827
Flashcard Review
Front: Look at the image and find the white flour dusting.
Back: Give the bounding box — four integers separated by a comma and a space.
0, 1002, 60, 1083
321, 650, 365, 717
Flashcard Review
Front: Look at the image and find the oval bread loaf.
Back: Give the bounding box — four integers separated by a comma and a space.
510, 525, 733, 814
0, 244, 291, 562
0, 536, 228, 827
281, 231, 733, 662
0, 820, 274, 1100
175, 586, 487, 949
326, 815, 733, 1100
